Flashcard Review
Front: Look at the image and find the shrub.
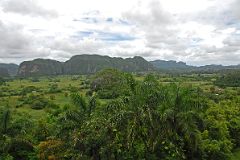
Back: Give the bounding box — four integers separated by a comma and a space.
0, 77, 6, 86
20, 86, 39, 96
31, 78, 40, 82
86, 90, 93, 97
64, 92, 69, 97
49, 95, 55, 100
31, 99, 48, 110
48, 84, 61, 93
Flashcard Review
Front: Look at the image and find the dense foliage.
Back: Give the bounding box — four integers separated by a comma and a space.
90, 69, 132, 99
214, 70, 240, 87
0, 69, 240, 159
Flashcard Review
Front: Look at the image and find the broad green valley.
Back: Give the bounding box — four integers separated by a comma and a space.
1, 68, 240, 159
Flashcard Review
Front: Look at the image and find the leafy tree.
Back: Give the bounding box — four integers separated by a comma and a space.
200, 103, 233, 159
91, 69, 131, 99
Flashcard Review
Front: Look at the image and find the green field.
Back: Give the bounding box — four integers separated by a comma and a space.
0, 70, 240, 159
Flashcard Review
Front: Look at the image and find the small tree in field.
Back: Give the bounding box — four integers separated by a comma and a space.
90, 68, 131, 99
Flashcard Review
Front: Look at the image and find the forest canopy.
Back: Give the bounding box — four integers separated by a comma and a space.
0, 69, 240, 159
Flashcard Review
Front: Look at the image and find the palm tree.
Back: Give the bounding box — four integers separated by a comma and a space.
1, 108, 10, 134
124, 77, 202, 159
160, 84, 202, 159
70, 93, 87, 111
0, 108, 34, 159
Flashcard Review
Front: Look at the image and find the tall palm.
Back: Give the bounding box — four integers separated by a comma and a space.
160, 84, 203, 158
1, 108, 10, 134
0, 108, 34, 159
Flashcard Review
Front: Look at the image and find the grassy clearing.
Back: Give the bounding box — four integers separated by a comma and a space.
0, 74, 238, 121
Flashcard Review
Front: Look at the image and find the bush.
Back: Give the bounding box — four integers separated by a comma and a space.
31, 99, 48, 110
31, 78, 40, 82
15, 102, 24, 108
67, 85, 79, 92
0, 77, 6, 86
20, 86, 39, 96
48, 83, 61, 93
49, 95, 55, 100
85, 90, 93, 97
64, 92, 69, 97
19, 94, 49, 110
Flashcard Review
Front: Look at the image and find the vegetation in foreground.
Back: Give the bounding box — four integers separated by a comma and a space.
0, 69, 240, 159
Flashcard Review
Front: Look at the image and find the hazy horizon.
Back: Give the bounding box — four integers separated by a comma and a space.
0, 0, 240, 66
1, 54, 240, 67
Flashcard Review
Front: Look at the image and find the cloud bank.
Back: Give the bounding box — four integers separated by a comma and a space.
0, 0, 239, 65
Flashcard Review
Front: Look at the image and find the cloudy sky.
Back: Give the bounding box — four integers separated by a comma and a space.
0, 0, 240, 65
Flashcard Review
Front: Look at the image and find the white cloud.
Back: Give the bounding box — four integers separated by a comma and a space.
232, 0, 240, 19
0, 0, 239, 65
1, 0, 58, 18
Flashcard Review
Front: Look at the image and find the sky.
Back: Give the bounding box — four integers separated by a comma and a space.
0, 0, 240, 66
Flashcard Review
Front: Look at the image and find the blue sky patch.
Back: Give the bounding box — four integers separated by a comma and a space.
118, 19, 131, 25
106, 17, 113, 22
72, 30, 136, 42
73, 17, 99, 23
96, 31, 136, 41
71, 31, 94, 40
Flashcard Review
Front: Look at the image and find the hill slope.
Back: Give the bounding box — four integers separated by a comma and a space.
150, 60, 194, 71
0, 63, 19, 76
0, 68, 9, 77
151, 60, 240, 72
18, 59, 63, 77
18, 55, 154, 76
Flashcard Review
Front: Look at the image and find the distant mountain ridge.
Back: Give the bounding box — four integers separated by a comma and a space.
18, 55, 154, 76
150, 60, 194, 71
1, 55, 239, 77
0, 63, 19, 76
0, 68, 9, 77
150, 60, 240, 72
